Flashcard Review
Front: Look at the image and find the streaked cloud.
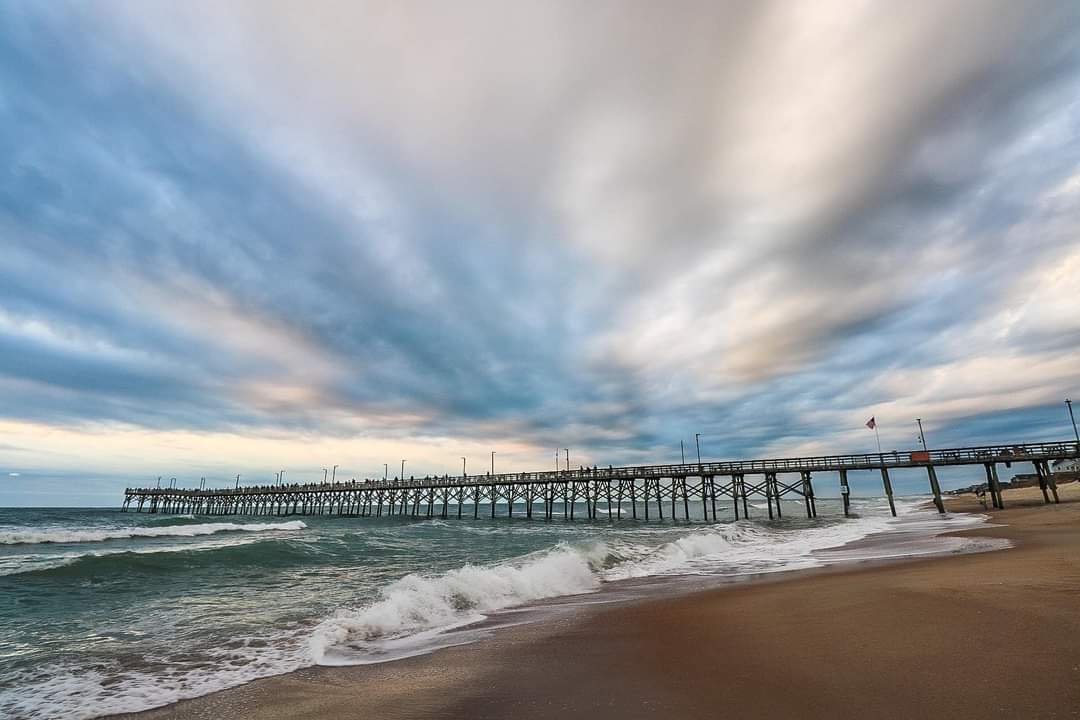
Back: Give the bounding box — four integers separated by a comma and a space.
1, 1, 1079, 502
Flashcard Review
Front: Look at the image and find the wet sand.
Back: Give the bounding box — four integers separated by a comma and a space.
115, 483, 1080, 720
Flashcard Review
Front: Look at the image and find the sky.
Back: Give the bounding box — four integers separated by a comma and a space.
2, 1, 1080, 505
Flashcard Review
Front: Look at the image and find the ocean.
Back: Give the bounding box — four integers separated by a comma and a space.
0, 498, 1003, 719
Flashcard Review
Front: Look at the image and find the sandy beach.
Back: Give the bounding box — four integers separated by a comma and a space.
115, 483, 1080, 720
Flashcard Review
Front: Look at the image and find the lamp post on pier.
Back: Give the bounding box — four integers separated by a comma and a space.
462, 456, 467, 476
1067, 399, 1079, 444
235, 474, 240, 490
332, 465, 338, 483
564, 449, 570, 473
322, 468, 328, 483
401, 459, 406, 481
491, 451, 496, 475
279, 470, 286, 486
681, 440, 685, 465
384, 463, 388, 482
916, 419, 928, 450
695, 433, 702, 467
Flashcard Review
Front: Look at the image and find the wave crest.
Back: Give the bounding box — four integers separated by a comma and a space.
0, 521, 307, 545
309, 544, 604, 664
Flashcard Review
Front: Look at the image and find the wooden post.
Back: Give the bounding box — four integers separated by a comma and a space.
630, 479, 638, 519
681, 478, 690, 520
1040, 461, 1059, 504
801, 471, 813, 519
709, 476, 717, 522
644, 479, 651, 521
989, 463, 1004, 509
731, 477, 739, 520
1033, 461, 1050, 503
880, 467, 896, 516
766, 475, 775, 520
839, 469, 850, 517
771, 474, 782, 519
927, 465, 944, 513
740, 475, 749, 519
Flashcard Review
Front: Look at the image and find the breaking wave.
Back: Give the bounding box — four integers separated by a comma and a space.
0, 520, 307, 546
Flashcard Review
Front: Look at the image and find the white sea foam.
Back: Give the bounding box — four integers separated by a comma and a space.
0, 632, 312, 720
309, 544, 604, 664
0, 520, 307, 545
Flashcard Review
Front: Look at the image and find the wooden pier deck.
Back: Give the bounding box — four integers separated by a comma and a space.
122, 440, 1079, 521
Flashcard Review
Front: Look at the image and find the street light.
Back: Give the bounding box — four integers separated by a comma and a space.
401, 459, 406, 481
916, 419, 928, 450
279, 470, 286, 485
462, 456, 467, 476
322, 468, 328, 483
695, 433, 702, 466
564, 449, 570, 472
491, 451, 496, 475
1067, 399, 1079, 444
681, 440, 685, 465
235, 474, 240, 490
384, 463, 388, 482
332, 464, 338, 483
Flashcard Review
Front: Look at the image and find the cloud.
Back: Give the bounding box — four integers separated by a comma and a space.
1, 2, 1080, 502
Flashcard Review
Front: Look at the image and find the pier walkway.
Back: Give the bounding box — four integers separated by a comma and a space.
122, 440, 1079, 521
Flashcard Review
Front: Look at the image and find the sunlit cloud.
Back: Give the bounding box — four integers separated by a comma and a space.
1, 1, 1079, 503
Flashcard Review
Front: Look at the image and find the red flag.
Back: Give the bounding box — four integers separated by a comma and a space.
866, 417, 876, 430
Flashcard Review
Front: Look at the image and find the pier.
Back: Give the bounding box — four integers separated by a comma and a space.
122, 440, 1079, 521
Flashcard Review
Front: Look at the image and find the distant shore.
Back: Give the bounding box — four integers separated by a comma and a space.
114, 482, 1080, 720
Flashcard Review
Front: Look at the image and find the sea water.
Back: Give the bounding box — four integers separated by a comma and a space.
0, 497, 1003, 719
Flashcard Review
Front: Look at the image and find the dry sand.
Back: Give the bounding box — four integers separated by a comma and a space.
115, 483, 1080, 720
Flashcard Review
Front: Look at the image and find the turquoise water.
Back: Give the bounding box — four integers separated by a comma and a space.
0, 498, 987, 719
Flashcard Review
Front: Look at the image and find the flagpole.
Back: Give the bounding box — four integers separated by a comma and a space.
874, 426, 882, 455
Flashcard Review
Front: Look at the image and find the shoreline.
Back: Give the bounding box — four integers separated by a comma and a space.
113, 484, 1080, 720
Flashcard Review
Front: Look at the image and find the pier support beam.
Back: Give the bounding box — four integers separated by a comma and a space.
983, 463, 1004, 509
765, 474, 775, 520
927, 465, 944, 513
800, 471, 816, 518
1036, 461, 1059, 504
1045, 461, 1060, 504
839, 469, 850, 517
740, 475, 750, 519
880, 467, 896, 517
